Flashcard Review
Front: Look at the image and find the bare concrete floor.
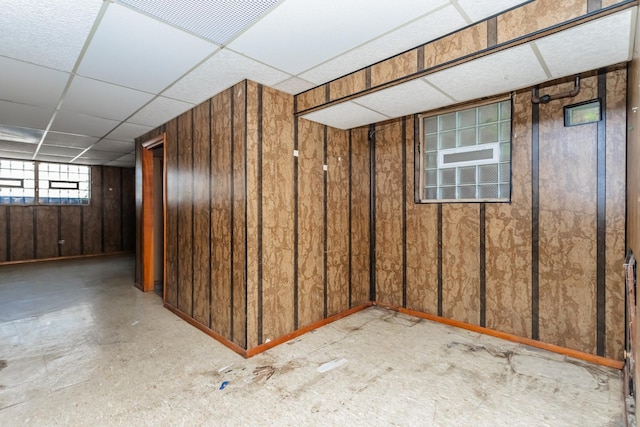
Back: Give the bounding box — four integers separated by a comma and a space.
0, 255, 625, 426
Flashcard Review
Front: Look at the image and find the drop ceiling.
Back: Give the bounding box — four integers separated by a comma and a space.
0, 0, 635, 167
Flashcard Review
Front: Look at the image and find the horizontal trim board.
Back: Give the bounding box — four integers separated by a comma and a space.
0, 251, 133, 267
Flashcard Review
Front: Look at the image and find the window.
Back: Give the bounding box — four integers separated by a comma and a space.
0, 159, 91, 205
420, 98, 512, 202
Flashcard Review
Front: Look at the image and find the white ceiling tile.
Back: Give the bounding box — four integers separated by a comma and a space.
105, 160, 135, 168
43, 132, 99, 149
228, 0, 449, 75
77, 3, 218, 93
163, 49, 291, 104
62, 76, 155, 121
300, 4, 467, 85
425, 43, 548, 102
34, 154, 76, 163
0, 149, 35, 160
0, 125, 44, 144
355, 79, 454, 118
456, 0, 530, 22
0, 57, 69, 108
301, 101, 389, 130
0, 0, 103, 71
0, 141, 36, 153
73, 158, 108, 166
106, 122, 154, 142
115, 153, 136, 162
93, 139, 136, 153
535, 9, 635, 79
79, 149, 122, 161
271, 77, 317, 95
128, 96, 194, 127
0, 101, 54, 129
38, 145, 85, 157
51, 111, 120, 138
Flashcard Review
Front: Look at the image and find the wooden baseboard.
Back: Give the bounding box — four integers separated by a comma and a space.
0, 251, 133, 267
375, 302, 624, 370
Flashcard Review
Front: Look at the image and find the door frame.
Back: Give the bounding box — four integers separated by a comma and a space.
140, 133, 166, 296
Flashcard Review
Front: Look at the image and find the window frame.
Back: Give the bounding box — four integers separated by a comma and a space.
418, 95, 513, 204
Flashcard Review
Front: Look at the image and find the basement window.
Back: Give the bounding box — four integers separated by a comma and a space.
0, 159, 90, 205
419, 98, 512, 203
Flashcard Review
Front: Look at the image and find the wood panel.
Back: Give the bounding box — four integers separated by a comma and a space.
193, 100, 211, 327
60, 207, 82, 257
210, 90, 232, 339
102, 166, 122, 252
82, 167, 102, 254
177, 111, 194, 316
0, 207, 6, 262
164, 119, 179, 308
330, 70, 366, 102
371, 50, 417, 87
538, 77, 598, 354
36, 206, 58, 259
350, 126, 371, 306
9, 206, 34, 261
121, 168, 136, 252
424, 24, 487, 69
261, 85, 295, 341
232, 82, 248, 347
296, 85, 326, 113
297, 118, 325, 327
326, 126, 350, 316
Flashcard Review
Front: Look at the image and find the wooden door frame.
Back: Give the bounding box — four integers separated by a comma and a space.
140, 133, 166, 295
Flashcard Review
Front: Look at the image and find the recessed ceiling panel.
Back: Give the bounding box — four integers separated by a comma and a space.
0, 140, 37, 153
456, 0, 531, 22
163, 49, 290, 104
228, 0, 449, 75
43, 132, 99, 149
105, 160, 135, 168
301, 101, 389, 130
93, 139, 135, 153
38, 145, 84, 157
0, 0, 102, 72
535, 8, 635, 78
425, 43, 547, 102
116, 0, 280, 45
0, 148, 35, 160
272, 77, 317, 95
0, 101, 54, 129
79, 149, 123, 160
128, 96, 194, 127
51, 111, 120, 138
77, 3, 218, 93
0, 57, 69, 108
355, 79, 454, 118
106, 122, 154, 142
62, 76, 155, 121
35, 154, 77, 163
300, 4, 467, 85
0, 125, 44, 144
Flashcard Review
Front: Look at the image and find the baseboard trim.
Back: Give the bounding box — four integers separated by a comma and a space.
0, 251, 133, 266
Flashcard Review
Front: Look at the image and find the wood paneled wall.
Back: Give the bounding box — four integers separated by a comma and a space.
0, 166, 134, 264
372, 70, 626, 360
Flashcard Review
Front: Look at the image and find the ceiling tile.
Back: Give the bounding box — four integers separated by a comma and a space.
115, 153, 136, 162
355, 79, 454, 118
73, 158, 108, 166
106, 122, 154, 142
38, 145, 85, 157
271, 77, 317, 95
77, 3, 218, 93
0, 149, 35, 160
34, 154, 76, 163
43, 132, 99, 149
78, 149, 123, 161
163, 49, 290, 104
0, 100, 54, 129
301, 101, 389, 130
62, 76, 155, 121
300, 4, 467, 85
0, 0, 103, 72
0, 125, 44, 144
93, 139, 136, 153
105, 160, 135, 168
0, 57, 69, 108
228, 0, 449, 75
128, 96, 194, 127
0, 140, 37, 153
456, 0, 530, 22
534, 9, 635, 79
425, 43, 548, 102
51, 111, 120, 138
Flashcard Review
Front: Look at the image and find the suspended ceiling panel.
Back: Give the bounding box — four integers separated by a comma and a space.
0, 150, 34, 160
77, 3, 218, 94
51, 111, 120, 138
456, 0, 527, 22
0, 125, 44, 144
43, 132, 99, 149
0, 141, 37, 154
92, 139, 136, 153
37, 145, 84, 157
78, 149, 123, 160
0, 57, 69, 109
128, 96, 194, 127
0, 101, 55, 129
302, 101, 389, 130
272, 77, 317, 95
106, 122, 154, 142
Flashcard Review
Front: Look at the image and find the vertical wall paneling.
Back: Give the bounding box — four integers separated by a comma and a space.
121, 168, 136, 252
103, 167, 122, 253
369, 124, 376, 302
480, 204, 486, 327
257, 84, 263, 344
0, 207, 7, 261
165, 119, 179, 308
134, 142, 142, 283
9, 207, 34, 261
348, 131, 353, 308
177, 111, 194, 316
597, 70, 607, 356
437, 204, 443, 316
531, 97, 541, 340
402, 118, 407, 308
323, 126, 328, 318
350, 127, 371, 306
293, 114, 300, 329
83, 167, 103, 254
36, 206, 58, 259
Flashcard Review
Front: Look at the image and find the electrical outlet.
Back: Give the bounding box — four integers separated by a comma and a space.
58, 240, 65, 245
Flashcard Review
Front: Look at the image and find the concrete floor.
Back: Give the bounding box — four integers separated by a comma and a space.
0, 255, 626, 426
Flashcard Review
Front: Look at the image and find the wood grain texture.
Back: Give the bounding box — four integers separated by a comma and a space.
261, 86, 295, 340
36, 206, 58, 259
59, 207, 82, 257
232, 82, 247, 347
424, 24, 487, 70
297, 118, 325, 327
330, 70, 366, 102
193, 100, 211, 327
102, 166, 122, 252
9, 206, 34, 261
538, 77, 598, 354
605, 69, 627, 360
164, 119, 179, 308
350, 126, 371, 306
375, 120, 404, 307
296, 86, 326, 113
485, 92, 533, 338
441, 204, 481, 325
371, 50, 418, 87
177, 111, 194, 316
497, 0, 586, 44
82, 166, 102, 255
211, 90, 232, 339
326, 126, 350, 316
0, 207, 6, 262
121, 168, 135, 252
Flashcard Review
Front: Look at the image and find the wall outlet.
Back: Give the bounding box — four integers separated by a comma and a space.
58, 240, 65, 245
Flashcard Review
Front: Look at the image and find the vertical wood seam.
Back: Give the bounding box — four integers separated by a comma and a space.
348, 130, 353, 308
191, 111, 195, 318
323, 126, 328, 318
596, 68, 607, 356
437, 204, 443, 317
57, 206, 62, 257
531, 98, 540, 340
230, 87, 236, 342
414, 114, 421, 203
402, 117, 407, 308
32, 206, 37, 259
369, 124, 376, 302
257, 84, 264, 345
243, 80, 249, 349
480, 203, 486, 327
293, 114, 299, 329
208, 99, 213, 329
5, 207, 10, 261
175, 120, 180, 310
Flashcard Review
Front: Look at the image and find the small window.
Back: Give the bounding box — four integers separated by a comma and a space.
420, 98, 512, 203
0, 159, 35, 204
